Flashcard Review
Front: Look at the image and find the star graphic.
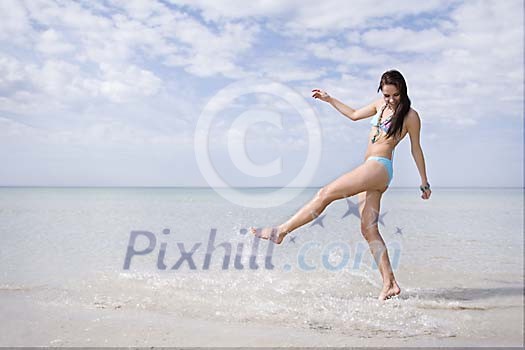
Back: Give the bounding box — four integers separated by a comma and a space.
394, 227, 404, 235
363, 208, 388, 229
376, 211, 388, 227
289, 236, 297, 244
310, 213, 326, 228
341, 198, 364, 219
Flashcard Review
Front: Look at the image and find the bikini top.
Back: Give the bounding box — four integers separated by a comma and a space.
369, 105, 398, 161
370, 104, 393, 133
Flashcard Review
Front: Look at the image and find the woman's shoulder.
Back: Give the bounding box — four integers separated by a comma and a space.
374, 98, 385, 110
406, 107, 420, 120
403, 108, 421, 132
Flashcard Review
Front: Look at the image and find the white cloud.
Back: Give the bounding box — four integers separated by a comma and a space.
0, 56, 164, 117
36, 29, 76, 55
108, 1, 261, 78
24, 0, 112, 32
0, 115, 191, 147
0, 56, 28, 90
306, 39, 392, 66
167, 0, 293, 22
0, 0, 522, 186
290, 0, 449, 31
12, 0, 258, 80
1, 0, 520, 124
250, 54, 327, 82
98, 63, 162, 102
362, 28, 449, 53
111, 0, 168, 21
29, 60, 83, 97
0, 0, 33, 44
169, 0, 450, 34
296, 0, 523, 126
163, 20, 259, 78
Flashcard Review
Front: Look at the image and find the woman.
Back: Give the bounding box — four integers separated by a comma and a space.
251, 70, 431, 300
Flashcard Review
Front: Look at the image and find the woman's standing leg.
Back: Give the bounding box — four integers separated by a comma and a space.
360, 190, 401, 300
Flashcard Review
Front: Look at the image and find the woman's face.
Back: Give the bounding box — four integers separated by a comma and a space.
381, 84, 401, 109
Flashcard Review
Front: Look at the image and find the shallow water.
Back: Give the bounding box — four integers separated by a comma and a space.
0, 187, 523, 344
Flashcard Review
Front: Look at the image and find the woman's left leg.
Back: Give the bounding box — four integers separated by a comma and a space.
360, 190, 401, 300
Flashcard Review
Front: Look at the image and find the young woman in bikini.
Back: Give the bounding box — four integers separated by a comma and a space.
251, 69, 431, 300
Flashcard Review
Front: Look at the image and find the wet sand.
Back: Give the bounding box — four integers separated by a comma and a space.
0, 291, 522, 347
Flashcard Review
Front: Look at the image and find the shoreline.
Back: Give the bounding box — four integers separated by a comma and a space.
0, 292, 522, 348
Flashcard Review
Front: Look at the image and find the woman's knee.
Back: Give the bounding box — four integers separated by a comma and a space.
315, 187, 336, 206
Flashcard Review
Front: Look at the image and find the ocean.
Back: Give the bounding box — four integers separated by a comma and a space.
0, 187, 523, 347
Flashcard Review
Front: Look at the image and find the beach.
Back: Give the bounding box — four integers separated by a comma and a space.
0, 187, 523, 347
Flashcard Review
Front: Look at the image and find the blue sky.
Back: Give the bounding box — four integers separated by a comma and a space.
0, 0, 523, 187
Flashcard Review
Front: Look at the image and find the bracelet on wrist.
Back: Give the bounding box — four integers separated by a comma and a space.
420, 182, 431, 192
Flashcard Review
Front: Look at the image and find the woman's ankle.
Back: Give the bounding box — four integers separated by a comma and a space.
382, 274, 397, 287
278, 224, 290, 235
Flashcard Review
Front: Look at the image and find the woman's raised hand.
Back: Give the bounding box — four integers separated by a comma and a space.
311, 89, 331, 102
421, 188, 432, 200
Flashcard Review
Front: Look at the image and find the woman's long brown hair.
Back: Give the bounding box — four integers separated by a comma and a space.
377, 70, 411, 139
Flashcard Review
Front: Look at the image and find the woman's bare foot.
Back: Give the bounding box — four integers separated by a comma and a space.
378, 281, 401, 300
250, 225, 288, 244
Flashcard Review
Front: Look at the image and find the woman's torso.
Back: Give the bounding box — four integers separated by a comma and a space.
363, 102, 411, 161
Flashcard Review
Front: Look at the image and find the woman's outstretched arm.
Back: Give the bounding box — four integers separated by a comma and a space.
406, 110, 431, 200
312, 89, 378, 121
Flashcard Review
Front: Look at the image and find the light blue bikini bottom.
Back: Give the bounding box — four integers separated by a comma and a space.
367, 156, 393, 186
